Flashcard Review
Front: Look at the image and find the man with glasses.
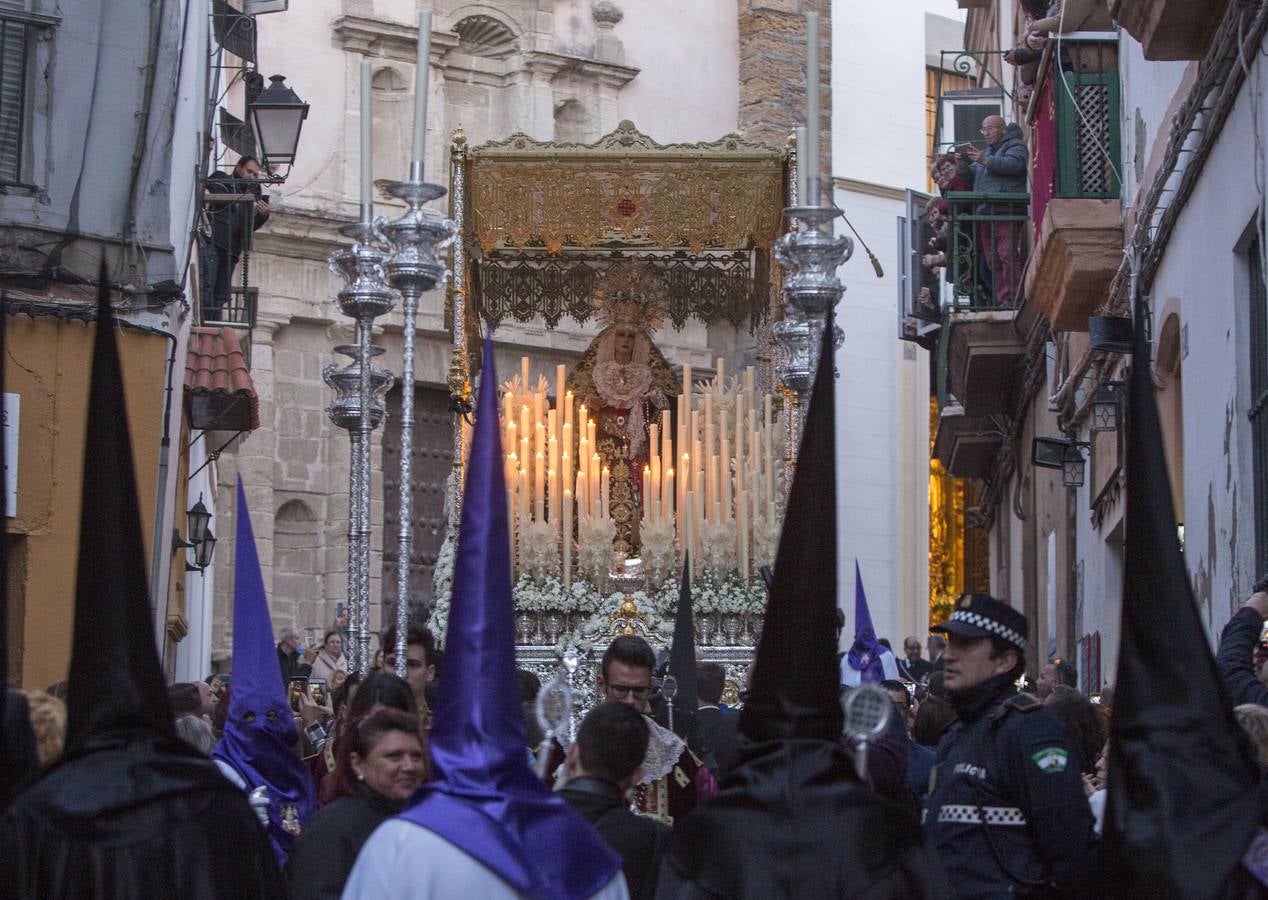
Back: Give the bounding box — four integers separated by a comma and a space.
897, 636, 933, 683
596, 636, 714, 824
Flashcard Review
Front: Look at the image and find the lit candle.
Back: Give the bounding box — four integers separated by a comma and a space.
518, 467, 529, 524
805, 10, 820, 200
679, 453, 690, 531
649, 423, 659, 463
534, 422, 545, 476
534, 451, 545, 521
601, 466, 611, 521
650, 454, 661, 514
359, 58, 373, 221
721, 432, 731, 519
661, 409, 672, 469
563, 488, 573, 587
666, 468, 675, 536
704, 394, 713, 459
548, 467, 558, 526
508, 487, 517, 568
642, 466, 651, 523
410, 10, 432, 177
548, 435, 559, 514
578, 403, 587, 435
685, 490, 696, 579
591, 453, 602, 517
564, 390, 574, 431
706, 454, 717, 517
520, 404, 530, 446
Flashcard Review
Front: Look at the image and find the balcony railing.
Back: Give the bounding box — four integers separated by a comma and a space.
945, 191, 1031, 312
1027, 34, 1121, 234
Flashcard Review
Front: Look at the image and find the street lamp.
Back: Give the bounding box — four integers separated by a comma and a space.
187, 494, 212, 546
1032, 436, 1089, 489
1061, 445, 1087, 488
1091, 383, 1123, 434
192, 529, 217, 572
249, 74, 309, 169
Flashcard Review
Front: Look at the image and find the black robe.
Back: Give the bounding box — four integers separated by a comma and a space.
655, 738, 950, 899
0, 732, 284, 899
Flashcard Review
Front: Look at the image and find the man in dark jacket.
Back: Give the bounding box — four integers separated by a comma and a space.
965, 116, 1028, 308
202, 155, 270, 319
276, 627, 311, 682
688, 663, 740, 778
1216, 583, 1268, 707
560, 702, 670, 900
923, 593, 1101, 896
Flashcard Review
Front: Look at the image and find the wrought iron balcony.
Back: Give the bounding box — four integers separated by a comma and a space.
1024, 34, 1123, 333
945, 191, 1031, 313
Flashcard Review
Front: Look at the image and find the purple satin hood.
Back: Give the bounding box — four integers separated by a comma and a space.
399, 335, 620, 899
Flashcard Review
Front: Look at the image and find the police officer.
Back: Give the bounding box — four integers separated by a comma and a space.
923, 593, 1101, 897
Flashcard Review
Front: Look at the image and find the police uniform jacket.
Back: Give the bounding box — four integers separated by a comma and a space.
923, 673, 1101, 898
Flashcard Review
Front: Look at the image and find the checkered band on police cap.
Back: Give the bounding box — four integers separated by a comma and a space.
934, 593, 1029, 650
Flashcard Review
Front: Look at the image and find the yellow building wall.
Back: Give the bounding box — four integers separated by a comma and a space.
5, 313, 170, 690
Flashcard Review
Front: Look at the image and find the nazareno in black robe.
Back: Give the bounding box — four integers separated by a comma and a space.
0, 268, 283, 899
655, 317, 950, 900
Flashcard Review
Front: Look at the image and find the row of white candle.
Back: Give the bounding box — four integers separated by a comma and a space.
499, 356, 783, 586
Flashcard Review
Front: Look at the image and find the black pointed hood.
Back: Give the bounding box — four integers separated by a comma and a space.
658, 317, 943, 898
667, 555, 699, 735
64, 265, 174, 753
739, 320, 840, 743
1105, 293, 1263, 897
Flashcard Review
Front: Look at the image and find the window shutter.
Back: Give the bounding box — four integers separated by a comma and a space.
0, 17, 26, 182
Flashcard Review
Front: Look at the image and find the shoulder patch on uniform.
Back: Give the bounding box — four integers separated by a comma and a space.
1031, 747, 1069, 774
1008, 692, 1041, 712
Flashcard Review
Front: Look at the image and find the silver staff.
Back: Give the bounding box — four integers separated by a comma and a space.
378, 164, 458, 681
328, 220, 398, 674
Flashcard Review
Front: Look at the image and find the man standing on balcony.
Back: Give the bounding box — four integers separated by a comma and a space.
202, 155, 270, 321
964, 116, 1028, 308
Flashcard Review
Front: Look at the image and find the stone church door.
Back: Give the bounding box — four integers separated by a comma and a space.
381, 385, 454, 626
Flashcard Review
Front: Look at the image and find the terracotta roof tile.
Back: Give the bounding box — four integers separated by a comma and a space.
184, 326, 259, 431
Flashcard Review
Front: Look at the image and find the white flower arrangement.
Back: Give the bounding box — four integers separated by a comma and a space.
577, 516, 617, 584
639, 518, 676, 585
699, 520, 738, 578
518, 517, 558, 581
514, 574, 605, 615
751, 512, 782, 572
428, 528, 459, 643
645, 570, 767, 618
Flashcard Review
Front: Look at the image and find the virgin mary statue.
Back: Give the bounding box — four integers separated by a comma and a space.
568, 263, 679, 555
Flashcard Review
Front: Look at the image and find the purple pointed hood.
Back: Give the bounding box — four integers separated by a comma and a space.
213, 478, 315, 867
399, 333, 621, 900
846, 562, 887, 683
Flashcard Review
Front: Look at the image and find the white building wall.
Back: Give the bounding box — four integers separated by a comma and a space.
830, 0, 959, 647
1135, 43, 1268, 638
617, 0, 740, 142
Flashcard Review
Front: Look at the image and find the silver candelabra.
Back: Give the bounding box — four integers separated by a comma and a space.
327, 223, 398, 674
377, 162, 457, 682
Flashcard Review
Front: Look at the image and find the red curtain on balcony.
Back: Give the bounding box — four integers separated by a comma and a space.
1030, 74, 1058, 242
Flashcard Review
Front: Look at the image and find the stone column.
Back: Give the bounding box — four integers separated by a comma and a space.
738, 0, 832, 179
